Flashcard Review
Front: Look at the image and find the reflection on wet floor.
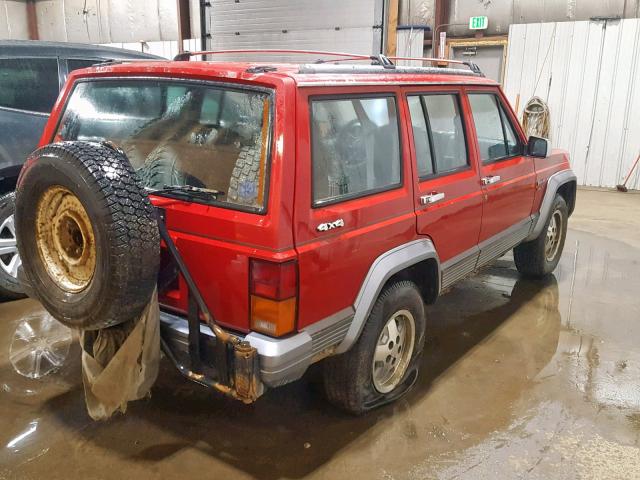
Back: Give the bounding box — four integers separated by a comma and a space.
1, 227, 639, 480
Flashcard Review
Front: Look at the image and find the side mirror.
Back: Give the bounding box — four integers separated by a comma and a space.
527, 136, 549, 158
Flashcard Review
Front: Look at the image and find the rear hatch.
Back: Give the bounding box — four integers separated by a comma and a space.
52, 75, 295, 334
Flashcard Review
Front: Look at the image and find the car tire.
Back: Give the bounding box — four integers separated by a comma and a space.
0, 192, 26, 300
514, 194, 568, 277
15, 141, 160, 330
227, 145, 262, 206
323, 280, 426, 414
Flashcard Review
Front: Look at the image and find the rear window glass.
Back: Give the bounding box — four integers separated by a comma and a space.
55, 80, 272, 212
311, 96, 401, 205
0, 57, 59, 113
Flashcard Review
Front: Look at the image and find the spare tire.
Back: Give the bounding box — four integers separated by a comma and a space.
138, 144, 187, 189
15, 141, 160, 330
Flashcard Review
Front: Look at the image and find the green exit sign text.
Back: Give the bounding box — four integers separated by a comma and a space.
469, 16, 488, 30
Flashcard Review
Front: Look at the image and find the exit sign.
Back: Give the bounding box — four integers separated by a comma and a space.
469, 16, 488, 30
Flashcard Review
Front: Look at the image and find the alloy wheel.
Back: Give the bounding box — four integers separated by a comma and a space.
545, 209, 563, 262
0, 213, 21, 280
372, 309, 416, 393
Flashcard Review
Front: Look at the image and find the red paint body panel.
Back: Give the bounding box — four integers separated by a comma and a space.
39, 59, 570, 336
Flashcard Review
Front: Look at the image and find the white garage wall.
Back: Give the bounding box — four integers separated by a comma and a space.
504, 19, 640, 190
0, 0, 29, 39
99, 38, 202, 60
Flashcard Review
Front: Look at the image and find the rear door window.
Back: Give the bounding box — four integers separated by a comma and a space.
468, 93, 523, 162
310, 96, 401, 205
0, 57, 59, 113
408, 93, 468, 176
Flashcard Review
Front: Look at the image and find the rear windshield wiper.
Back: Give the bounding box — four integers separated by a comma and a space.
149, 185, 225, 201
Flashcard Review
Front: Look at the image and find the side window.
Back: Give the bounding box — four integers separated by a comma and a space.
0, 58, 59, 113
469, 93, 523, 163
311, 96, 401, 205
408, 93, 468, 176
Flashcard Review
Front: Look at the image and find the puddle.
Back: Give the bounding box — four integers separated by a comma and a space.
0, 225, 638, 480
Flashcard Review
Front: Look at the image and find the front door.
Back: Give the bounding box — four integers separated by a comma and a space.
466, 88, 535, 261
404, 88, 483, 290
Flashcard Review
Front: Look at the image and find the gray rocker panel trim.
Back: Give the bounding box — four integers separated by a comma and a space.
335, 238, 439, 354
440, 215, 534, 291
526, 169, 577, 241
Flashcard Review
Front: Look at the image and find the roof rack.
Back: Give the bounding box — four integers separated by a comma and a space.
172, 49, 483, 76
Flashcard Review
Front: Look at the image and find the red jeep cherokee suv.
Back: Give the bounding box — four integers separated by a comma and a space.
15, 51, 576, 413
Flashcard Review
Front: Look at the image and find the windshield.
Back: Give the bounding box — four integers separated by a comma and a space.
55, 79, 272, 211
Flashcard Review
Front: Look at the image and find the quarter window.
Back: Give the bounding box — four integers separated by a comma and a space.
408, 93, 468, 177
311, 97, 401, 205
0, 58, 59, 113
469, 93, 523, 163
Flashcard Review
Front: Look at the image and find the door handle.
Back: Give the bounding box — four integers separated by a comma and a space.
420, 192, 445, 205
481, 175, 501, 186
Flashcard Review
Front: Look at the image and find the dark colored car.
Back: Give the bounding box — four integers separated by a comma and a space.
0, 40, 158, 299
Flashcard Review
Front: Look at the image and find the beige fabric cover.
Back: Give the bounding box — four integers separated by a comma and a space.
80, 290, 160, 420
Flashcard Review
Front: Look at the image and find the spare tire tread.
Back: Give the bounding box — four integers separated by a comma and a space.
16, 141, 160, 330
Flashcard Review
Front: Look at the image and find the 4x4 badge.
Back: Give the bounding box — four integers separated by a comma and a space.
317, 219, 345, 232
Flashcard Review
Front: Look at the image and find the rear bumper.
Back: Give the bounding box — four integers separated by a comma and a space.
160, 310, 314, 389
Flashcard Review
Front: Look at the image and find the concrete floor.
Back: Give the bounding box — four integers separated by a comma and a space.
1, 188, 639, 480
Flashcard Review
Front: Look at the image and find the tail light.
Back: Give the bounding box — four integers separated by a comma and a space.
250, 259, 297, 337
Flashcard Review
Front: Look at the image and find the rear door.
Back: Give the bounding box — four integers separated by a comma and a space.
466, 87, 535, 247
403, 87, 483, 290
293, 87, 415, 329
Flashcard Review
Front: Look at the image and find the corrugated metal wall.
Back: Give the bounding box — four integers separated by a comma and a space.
0, 0, 29, 39
396, 28, 426, 65
36, 0, 179, 43
504, 19, 640, 190
204, 0, 384, 62
100, 38, 202, 60
0, 0, 182, 43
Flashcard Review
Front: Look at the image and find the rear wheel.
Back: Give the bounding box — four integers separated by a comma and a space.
15, 141, 160, 330
323, 281, 426, 414
514, 194, 568, 277
0, 192, 26, 300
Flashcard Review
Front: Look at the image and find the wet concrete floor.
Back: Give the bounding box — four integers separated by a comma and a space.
0, 189, 639, 479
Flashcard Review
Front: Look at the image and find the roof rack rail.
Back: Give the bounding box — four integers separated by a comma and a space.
388, 56, 483, 75
173, 49, 482, 75
173, 49, 374, 62
172, 49, 483, 76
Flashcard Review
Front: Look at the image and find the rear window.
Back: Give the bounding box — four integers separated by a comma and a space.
55, 79, 272, 212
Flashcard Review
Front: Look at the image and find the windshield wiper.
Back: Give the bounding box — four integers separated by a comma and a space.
149, 185, 225, 201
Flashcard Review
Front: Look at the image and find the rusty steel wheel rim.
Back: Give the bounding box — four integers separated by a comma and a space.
545, 209, 563, 262
35, 186, 96, 292
372, 309, 416, 394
